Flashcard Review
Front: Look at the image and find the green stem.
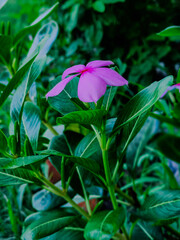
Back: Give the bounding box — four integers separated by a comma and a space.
38, 173, 90, 220
76, 167, 92, 216
115, 187, 135, 205
101, 125, 118, 210
42, 120, 59, 136
61, 156, 66, 190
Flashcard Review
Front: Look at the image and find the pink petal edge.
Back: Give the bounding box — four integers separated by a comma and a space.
161, 84, 180, 98
92, 67, 128, 86
62, 64, 85, 80
46, 74, 80, 99
86, 60, 114, 68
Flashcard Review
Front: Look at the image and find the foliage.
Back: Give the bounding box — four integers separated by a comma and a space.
0, 0, 179, 239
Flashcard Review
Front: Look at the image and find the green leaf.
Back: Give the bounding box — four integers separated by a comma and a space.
0, 0, 8, 9
155, 133, 180, 163
48, 76, 79, 115
157, 26, 180, 37
0, 168, 42, 186
13, 2, 59, 44
92, 1, 105, 13
22, 211, 77, 240
0, 54, 36, 107
57, 110, 107, 127
137, 190, 180, 221
0, 155, 48, 169
103, 86, 118, 111
112, 76, 173, 136
0, 34, 12, 63
132, 221, 163, 240
22, 102, 41, 151
39, 149, 100, 175
0, 129, 8, 153
75, 133, 99, 159
84, 208, 125, 240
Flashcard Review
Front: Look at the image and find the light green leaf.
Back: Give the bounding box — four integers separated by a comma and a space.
92, 1, 105, 13
84, 208, 125, 240
137, 190, 180, 221
112, 76, 173, 136
157, 26, 180, 37
13, 2, 59, 44
22, 102, 41, 151
57, 110, 107, 127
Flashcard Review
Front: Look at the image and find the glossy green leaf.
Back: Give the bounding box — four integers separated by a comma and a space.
0, 55, 36, 107
39, 149, 100, 175
92, 1, 105, 13
0, 155, 48, 169
0, 168, 42, 186
157, 26, 180, 37
22, 212, 76, 240
13, 2, 59, 44
84, 208, 125, 240
22, 102, 41, 151
137, 190, 180, 221
0, 129, 8, 153
57, 110, 107, 127
112, 76, 173, 136
155, 133, 180, 163
48, 76, 79, 115
103, 86, 118, 111
102, 0, 125, 3
75, 132, 100, 159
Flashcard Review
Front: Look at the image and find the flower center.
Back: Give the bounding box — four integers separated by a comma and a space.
80, 67, 93, 74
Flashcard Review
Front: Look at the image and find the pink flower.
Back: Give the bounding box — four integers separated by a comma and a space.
161, 83, 180, 98
46, 60, 128, 103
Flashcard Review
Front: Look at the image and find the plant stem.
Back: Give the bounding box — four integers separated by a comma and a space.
101, 125, 118, 210
115, 187, 135, 205
61, 156, 66, 190
42, 120, 59, 136
38, 173, 90, 220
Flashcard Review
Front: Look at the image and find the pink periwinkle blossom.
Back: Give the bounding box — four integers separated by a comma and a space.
161, 83, 180, 98
46, 60, 128, 103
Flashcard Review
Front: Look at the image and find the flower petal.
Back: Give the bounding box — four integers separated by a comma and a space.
78, 72, 107, 103
62, 64, 85, 80
46, 74, 79, 99
92, 67, 128, 86
161, 83, 180, 98
86, 60, 114, 68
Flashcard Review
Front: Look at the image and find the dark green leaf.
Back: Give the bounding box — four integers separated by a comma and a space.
0, 34, 12, 63
57, 110, 107, 127
137, 190, 180, 221
0, 168, 42, 186
0, 129, 8, 153
22, 212, 76, 240
84, 208, 125, 240
48, 76, 79, 115
0, 155, 48, 169
112, 76, 173, 136
155, 133, 180, 163
0, 55, 36, 107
